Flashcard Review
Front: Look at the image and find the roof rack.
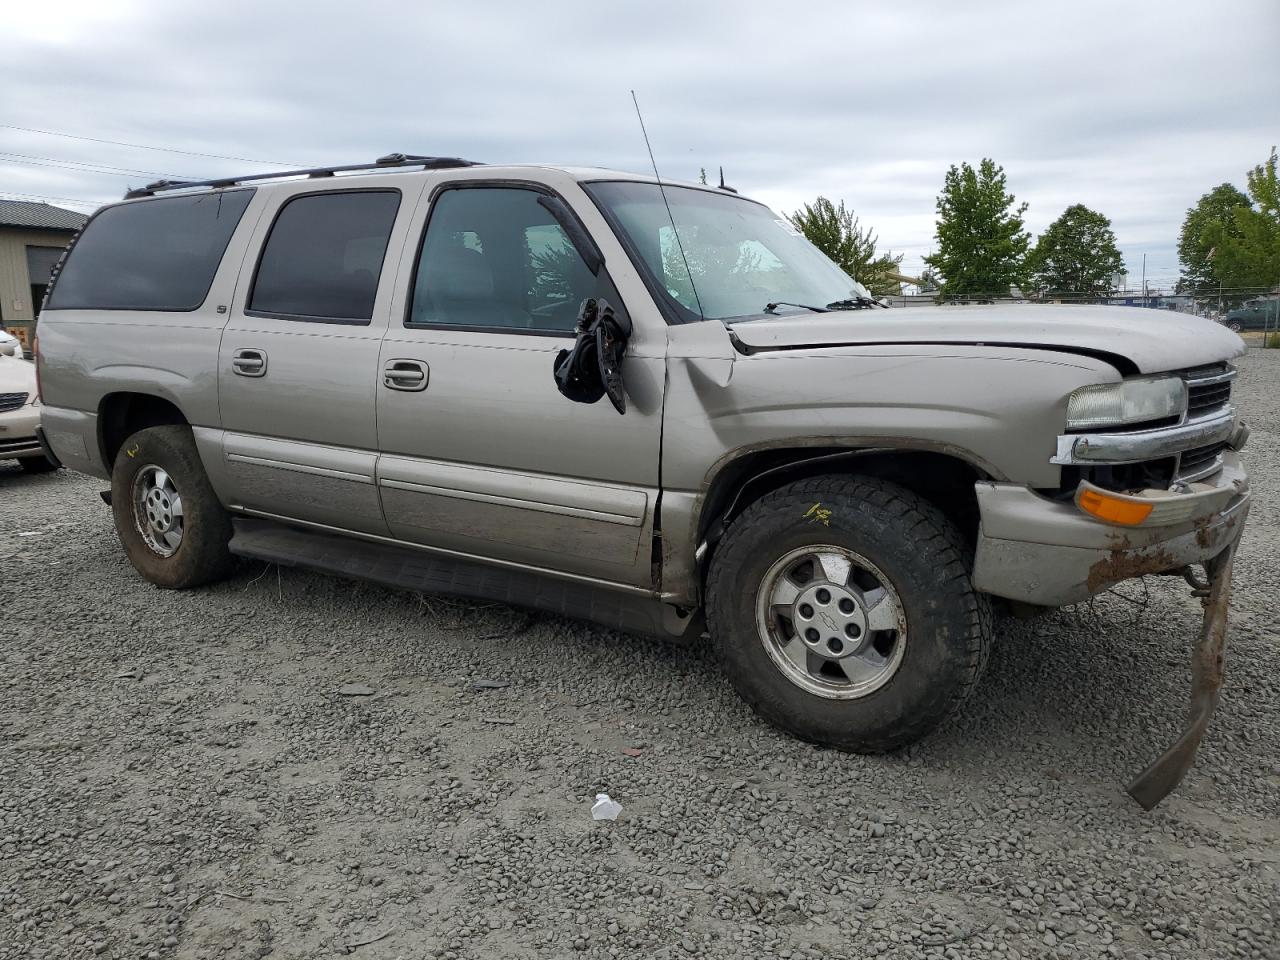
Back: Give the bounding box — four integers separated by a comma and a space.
123, 152, 481, 199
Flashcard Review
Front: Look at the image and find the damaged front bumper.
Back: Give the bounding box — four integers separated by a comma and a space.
1125, 542, 1236, 809
972, 449, 1249, 809
972, 450, 1249, 607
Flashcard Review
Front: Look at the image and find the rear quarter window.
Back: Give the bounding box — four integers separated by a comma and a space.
46, 190, 254, 311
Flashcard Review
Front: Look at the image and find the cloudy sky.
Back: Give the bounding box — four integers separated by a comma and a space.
4, 0, 1276, 290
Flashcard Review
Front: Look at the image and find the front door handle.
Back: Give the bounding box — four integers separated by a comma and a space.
232, 348, 267, 377
383, 359, 428, 392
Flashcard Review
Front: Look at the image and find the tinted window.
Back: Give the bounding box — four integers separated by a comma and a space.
249, 190, 400, 322
409, 188, 599, 332
47, 190, 253, 311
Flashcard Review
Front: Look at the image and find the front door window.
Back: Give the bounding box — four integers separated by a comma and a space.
408, 187, 605, 333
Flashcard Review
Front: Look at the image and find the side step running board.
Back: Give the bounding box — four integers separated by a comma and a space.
228, 517, 692, 639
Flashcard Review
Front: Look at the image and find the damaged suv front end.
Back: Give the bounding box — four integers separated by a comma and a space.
684, 284, 1248, 808
973, 360, 1249, 807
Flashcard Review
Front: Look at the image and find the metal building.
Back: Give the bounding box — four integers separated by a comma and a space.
0, 200, 90, 352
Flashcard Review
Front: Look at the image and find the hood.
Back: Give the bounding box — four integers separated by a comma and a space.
728, 304, 1246, 374
0, 354, 37, 393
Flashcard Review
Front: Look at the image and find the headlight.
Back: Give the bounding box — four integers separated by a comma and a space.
1066, 376, 1186, 429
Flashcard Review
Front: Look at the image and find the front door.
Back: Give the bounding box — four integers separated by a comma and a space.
376, 183, 664, 588
219, 185, 416, 534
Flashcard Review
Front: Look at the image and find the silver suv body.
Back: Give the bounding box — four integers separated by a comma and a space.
34, 157, 1250, 806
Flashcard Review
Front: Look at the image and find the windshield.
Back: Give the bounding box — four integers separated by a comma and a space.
584, 181, 872, 321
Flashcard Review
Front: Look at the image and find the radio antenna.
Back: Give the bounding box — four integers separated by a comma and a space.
631, 90, 704, 319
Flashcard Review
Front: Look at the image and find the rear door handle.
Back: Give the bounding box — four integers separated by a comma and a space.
232, 348, 267, 377
383, 359, 428, 392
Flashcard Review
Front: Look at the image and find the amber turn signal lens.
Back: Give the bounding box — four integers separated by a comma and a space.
1077, 488, 1154, 526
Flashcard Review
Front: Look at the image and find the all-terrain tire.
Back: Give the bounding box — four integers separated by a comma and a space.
705, 474, 990, 753
110, 425, 233, 589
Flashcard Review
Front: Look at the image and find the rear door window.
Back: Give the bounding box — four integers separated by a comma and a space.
46, 190, 254, 311
248, 190, 401, 323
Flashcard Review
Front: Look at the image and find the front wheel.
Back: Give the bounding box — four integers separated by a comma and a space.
110, 425, 234, 589
706, 475, 990, 753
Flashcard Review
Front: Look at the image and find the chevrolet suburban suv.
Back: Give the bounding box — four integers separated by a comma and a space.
34, 154, 1250, 806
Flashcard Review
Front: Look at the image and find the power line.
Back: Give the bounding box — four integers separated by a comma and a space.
0, 122, 300, 167
0, 156, 201, 182
0, 190, 106, 208
0, 150, 201, 180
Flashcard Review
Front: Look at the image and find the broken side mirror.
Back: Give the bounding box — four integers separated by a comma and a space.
553, 298, 632, 414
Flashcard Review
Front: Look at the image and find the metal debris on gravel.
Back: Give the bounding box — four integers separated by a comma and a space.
1, 351, 1277, 959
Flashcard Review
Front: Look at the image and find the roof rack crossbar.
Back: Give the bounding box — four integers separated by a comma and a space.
124, 154, 481, 199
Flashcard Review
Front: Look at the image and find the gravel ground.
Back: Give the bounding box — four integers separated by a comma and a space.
2, 351, 1277, 960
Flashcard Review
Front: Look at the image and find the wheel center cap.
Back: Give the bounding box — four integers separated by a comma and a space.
146, 488, 174, 532
791, 583, 868, 659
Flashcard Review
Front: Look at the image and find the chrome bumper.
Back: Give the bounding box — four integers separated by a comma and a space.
1050, 408, 1239, 466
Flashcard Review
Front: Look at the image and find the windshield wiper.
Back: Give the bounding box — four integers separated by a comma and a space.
827, 296, 888, 310
764, 301, 830, 314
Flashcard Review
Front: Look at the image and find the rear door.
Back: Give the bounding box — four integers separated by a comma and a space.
375, 181, 664, 588
218, 183, 419, 534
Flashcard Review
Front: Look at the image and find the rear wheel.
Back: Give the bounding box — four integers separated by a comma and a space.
110, 425, 233, 589
706, 474, 990, 753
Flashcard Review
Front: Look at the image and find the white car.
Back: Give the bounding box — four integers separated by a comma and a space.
0, 329, 24, 359
0, 355, 57, 473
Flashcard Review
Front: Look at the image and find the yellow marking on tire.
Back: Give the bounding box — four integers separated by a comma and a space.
803, 502, 832, 526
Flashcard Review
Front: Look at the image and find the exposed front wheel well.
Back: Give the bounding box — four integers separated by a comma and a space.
699, 448, 987, 572
98, 393, 190, 470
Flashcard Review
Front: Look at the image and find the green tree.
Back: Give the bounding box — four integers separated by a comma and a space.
1026, 204, 1125, 297
1211, 147, 1280, 294
658, 224, 762, 310
1177, 183, 1250, 293
785, 196, 903, 296
924, 159, 1030, 298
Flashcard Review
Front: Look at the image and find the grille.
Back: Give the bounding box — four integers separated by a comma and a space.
0, 392, 29, 413
1187, 381, 1232, 415
0, 436, 38, 453
1183, 365, 1233, 418
1176, 441, 1227, 482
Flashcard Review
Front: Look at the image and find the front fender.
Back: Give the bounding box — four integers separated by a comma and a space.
663, 344, 1117, 494
656, 339, 1118, 605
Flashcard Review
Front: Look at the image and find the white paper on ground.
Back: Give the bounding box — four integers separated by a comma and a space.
591, 793, 622, 821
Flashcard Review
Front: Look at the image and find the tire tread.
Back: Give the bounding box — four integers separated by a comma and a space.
705, 473, 991, 752
110, 425, 233, 589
